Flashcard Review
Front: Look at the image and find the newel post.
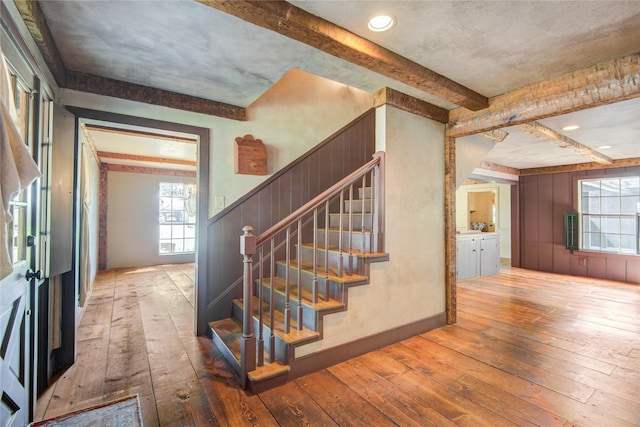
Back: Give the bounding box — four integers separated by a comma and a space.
240, 226, 257, 383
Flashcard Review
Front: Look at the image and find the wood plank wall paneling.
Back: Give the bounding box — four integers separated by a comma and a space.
517, 166, 640, 284
203, 110, 376, 331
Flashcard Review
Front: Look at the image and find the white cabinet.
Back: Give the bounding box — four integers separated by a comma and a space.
456, 233, 500, 279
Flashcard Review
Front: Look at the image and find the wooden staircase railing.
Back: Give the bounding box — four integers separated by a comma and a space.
238, 151, 385, 386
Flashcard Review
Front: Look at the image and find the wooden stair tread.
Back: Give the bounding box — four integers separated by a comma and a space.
297, 243, 389, 260
247, 362, 291, 382
258, 277, 344, 311
319, 227, 372, 234
209, 318, 290, 383
276, 259, 368, 284
234, 297, 320, 345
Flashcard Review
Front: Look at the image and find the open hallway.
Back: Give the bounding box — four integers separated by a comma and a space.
35, 264, 639, 426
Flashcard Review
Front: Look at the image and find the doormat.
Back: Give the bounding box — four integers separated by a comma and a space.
32, 395, 143, 427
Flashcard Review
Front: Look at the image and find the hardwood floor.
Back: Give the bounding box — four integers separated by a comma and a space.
36, 264, 639, 426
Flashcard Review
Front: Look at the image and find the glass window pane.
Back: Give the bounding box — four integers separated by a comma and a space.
620, 235, 636, 254
185, 225, 196, 238
621, 196, 639, 214
583, 233, 600, 250
159, 225, 172, 239
583, 216, 600, 233
583, 197, 600, 214
620, 177, 640, 196
602, 217, 620, 233
159, 240, 174, 253
621, 216, 636, 235
172, 239, 185, 253
184, 239, 196, 252
160, 183, 172, 197
172, 225, 184, 238
581, 180, 600, 197
601, 197, 620, 214
599, 178, 620, 197
601, 234, 619, 252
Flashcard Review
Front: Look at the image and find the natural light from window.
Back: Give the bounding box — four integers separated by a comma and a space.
579, 176, 640, 255
159, 182, 196, 254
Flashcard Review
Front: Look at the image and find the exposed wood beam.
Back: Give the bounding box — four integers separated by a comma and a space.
481, 129, 509, 142
373, 87, 449, 123
84, 124, 198, 144
197, 0, 488, 111
447, 51, 640, 138
66, 70, 247, 120
478, 161, 519, 176
12, 0, 66, 86
106, 163, 196, 177
444, 135, 456, 325
98, 151, 197, 167
516, 122, 613, 165
518, 157, 640, 176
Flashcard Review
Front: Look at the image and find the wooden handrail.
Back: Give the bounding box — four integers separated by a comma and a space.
256, 152, 385, 246
239, 150, 385, 384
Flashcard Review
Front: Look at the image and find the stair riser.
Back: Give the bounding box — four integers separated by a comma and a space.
274, 263, 346, 300
343, 199, 373, 214
297, 247, 363, 274
329, 213, 372, 229
358, 187, 372, 199
254, 284, 321, 331
315, 230, 371, 252
231, 302, 291, 364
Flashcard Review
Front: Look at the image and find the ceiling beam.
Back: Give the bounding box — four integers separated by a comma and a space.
373, 87, 449, 123
12, 1, 248, 120
478, 161, 519, 176
519, 157, 640, 176
84, 124, 198, 144
12, 0, 66, 85
516, 122, 612, 165
66, 70, 247, 121
447, 51, 640, 138
197, 0, 488, 111
98, 151, 197, 167
106, 163, 196, 177
481, 129, 509, 142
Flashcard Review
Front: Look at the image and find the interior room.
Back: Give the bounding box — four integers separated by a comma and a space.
1, 1, 638, 426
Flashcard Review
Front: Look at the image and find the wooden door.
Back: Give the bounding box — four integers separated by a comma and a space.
1, 59, 43, 427
480, 235, 500, 276
1, 186, 38, 427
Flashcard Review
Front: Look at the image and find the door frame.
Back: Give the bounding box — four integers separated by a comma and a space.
65, 107, 210, 335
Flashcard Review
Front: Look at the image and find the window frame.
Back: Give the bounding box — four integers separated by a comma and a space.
576, 175, 640, 255
158, 181, 197, 255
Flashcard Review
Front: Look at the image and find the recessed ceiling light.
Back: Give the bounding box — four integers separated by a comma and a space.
368, 14, 395, 32
562, 125, 579, 131
598, 145, 612, 150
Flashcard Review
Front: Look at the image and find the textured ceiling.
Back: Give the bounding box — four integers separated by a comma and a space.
34, 0, 640, 172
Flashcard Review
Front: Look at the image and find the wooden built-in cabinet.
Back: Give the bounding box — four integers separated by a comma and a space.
456, 233, 500, 279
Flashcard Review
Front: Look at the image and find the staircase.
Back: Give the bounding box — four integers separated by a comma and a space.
209, 152, 387, 392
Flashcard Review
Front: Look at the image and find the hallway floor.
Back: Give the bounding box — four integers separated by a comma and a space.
35, 264, 639, 426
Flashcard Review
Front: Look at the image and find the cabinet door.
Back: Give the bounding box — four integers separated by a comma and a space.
457, 237, 478, 279
480, 236, 500, 276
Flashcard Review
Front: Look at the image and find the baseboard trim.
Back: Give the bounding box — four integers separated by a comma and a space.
288, 312, 446, 380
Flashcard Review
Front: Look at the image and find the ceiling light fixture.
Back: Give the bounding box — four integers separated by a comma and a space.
562, 125, 580, 131
368, 14, 395, 32
598, 145, 612, 150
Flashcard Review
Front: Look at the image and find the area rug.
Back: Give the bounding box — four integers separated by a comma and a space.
32, 395, 143, 427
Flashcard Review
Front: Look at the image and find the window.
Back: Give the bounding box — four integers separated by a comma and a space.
159, 182, 196, 254
5, 65, 31, 265
579, 177, 640, 255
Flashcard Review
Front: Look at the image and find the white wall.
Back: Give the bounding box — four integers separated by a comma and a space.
78, 135, 100, 304
106, 172, 196, 268
456, 182, 512, 259
297, 105, 446, 356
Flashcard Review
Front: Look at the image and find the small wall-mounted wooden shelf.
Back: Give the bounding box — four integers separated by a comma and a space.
234, 134, 267, 175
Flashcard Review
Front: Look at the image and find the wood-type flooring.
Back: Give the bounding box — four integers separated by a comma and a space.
36, 263, 639, 426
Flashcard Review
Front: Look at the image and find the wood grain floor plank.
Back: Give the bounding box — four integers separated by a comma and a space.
329, 358, 459, 427
36, 264, 639, 427
258, 381, 339, 426
382, 338, 567, 427
295, 369, 397, 427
